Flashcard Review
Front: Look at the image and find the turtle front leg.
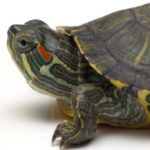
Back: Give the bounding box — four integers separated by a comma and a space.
52, 84, 101, 149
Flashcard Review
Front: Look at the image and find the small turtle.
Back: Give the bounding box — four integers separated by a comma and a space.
7, 3, 150, 149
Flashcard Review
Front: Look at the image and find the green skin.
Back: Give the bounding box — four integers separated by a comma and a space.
7, 20, 146, 149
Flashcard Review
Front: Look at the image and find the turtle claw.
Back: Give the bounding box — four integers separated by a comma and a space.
51, 121, 78, 149
52, 130, 67, 150
52, 129, 61, 146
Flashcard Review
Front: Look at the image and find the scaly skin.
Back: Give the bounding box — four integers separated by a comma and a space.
7, 20, 148, 149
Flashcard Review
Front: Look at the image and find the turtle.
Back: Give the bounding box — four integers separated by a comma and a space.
7, 3, 150, 149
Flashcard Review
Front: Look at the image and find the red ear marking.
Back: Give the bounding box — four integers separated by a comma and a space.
37, 44, 53, 61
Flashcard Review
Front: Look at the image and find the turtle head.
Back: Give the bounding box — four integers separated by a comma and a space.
7, 20, 59, 81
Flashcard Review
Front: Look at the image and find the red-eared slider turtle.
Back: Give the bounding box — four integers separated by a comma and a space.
7, 3, 150, 149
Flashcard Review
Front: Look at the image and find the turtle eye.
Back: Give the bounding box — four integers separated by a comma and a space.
19, 39, 28, 47
15, 36, 36, 53
18, 38, 29, 48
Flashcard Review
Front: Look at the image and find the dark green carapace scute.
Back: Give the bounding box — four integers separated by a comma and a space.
67, 4, 150, 90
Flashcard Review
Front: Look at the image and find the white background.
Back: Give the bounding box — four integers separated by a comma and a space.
1, 0, 150, 150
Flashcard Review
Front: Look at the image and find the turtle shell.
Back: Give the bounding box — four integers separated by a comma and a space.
57, 4, 150, 89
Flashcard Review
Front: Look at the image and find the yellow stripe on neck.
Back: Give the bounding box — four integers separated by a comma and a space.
21, 54, 36, 79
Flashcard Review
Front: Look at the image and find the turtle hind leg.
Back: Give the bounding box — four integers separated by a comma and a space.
52, 84, 103, 148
